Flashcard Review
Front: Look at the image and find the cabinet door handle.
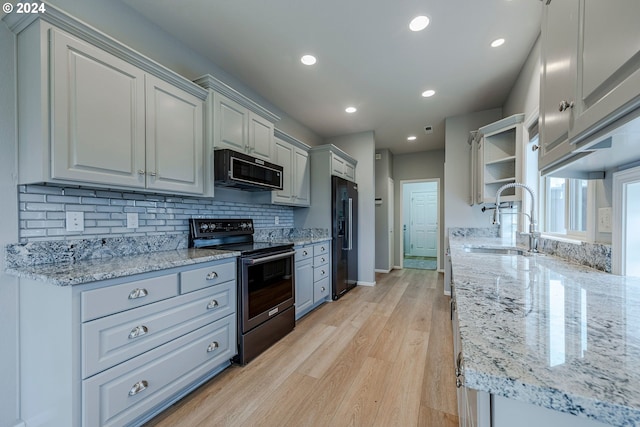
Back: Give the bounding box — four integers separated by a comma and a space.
148, 171, 157, 177
137, 169, 145, 175
128, 380, 148, 396
207, 341, 219, 352
206, 271, 219, 280
207, 299, 219, 310
455, 352, 464, 377
456, 378, 463, 388
128, 325, 149, 339
558, 100, 574, 112
128, 288, 148, 300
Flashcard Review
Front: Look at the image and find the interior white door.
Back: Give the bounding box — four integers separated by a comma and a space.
409, 189, 437, 257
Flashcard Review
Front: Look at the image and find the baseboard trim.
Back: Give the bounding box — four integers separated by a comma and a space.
393, 265, 403, 270
443, 290, 451, 296
374, 268, 391, 274
437, 268, 444, 273
357, 281, 376, 287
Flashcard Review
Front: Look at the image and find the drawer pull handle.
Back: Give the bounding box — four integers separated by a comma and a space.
321, 257, 326, 263
207, 299, 219, 310
321, 270, 326, 275
128, 380, 148, 396
456, 378, 463, 388
303, 250, 308, 256
128, 325, 148, 339
128, 288, 148, 300
321, 287, 326, 292
206, 271, 219, 280
207, 341, 219, 353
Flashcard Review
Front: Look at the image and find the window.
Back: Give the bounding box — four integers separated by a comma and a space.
542, 177, 590, 239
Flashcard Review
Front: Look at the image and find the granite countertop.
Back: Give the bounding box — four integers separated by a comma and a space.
5, 248, 240, 286
449, 235, 640, 426
271, 236, 332, 246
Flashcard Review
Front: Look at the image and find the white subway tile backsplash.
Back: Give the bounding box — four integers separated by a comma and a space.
18, 184, 294, 242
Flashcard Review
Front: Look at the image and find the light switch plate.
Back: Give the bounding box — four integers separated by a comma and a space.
127, 212, 139, 229
66, 211, 84, 232
598, 207, 612, 233
274, 216, 279, 225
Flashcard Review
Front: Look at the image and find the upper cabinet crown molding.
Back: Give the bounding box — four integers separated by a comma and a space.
308, 144, 358, 167
3, 1, 207, 100
274, 129, 311, 151
194, 74, 280, 123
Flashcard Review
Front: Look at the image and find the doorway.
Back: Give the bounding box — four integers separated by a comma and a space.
401, 179, 439, 270
613, 166, 640, 276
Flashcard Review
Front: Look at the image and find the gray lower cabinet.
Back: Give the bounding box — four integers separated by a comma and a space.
18, 258, 237, 427
295, 243, 331, 319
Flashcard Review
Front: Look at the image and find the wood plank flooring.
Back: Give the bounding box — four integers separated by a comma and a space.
145, 268, 458, 427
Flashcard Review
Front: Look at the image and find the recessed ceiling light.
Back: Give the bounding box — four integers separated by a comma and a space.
407, 136, 417, 141
345, 106, 357, 113
422, 89, 436, 98
301, 55, 317, 65
491, 38, 505, 48
409, 15, 430, 32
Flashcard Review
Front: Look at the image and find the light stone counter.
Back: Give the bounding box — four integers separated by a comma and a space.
450, 235, 640, 426
5, 248, 239, 286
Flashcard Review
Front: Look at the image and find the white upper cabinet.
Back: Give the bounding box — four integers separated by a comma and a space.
11, 14, 207, 195
270, 130, 310, 207
539, 0, 640, 173
572, 0, 640, 141
145, 76, 204, 194
50, 29, 147, 188
538, 0, 579, 171
196, 76, 280, 164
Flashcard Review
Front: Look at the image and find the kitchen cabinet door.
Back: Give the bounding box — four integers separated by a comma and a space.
213, 92, 249, 153
249, 112, 274, 161
272, 138, 294, 204
295, 258, 314, 319
571, 0, 640, 141
145, 75, 204, 194
50, 28, 146, 188
538, 0, 579, 171
293, 146, 310, 206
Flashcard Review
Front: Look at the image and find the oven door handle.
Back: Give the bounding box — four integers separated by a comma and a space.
243, 250, 296, 265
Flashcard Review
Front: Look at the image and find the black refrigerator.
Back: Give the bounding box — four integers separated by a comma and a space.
331, 175, 358, 300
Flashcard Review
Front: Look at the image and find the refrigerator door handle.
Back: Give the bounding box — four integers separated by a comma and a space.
348, 198, 353, 250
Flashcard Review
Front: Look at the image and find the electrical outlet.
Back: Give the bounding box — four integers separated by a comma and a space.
275, 216, 279, 225
598, 207, 612, 233
66, 211, 84, 232
127, 212, 139, 229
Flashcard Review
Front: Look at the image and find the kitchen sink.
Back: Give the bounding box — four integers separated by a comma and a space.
463, 246, 526, 255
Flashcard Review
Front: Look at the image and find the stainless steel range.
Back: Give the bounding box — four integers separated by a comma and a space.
189, 218, 295, 365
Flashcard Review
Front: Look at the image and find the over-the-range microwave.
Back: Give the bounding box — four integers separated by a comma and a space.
214, 149, 284, 191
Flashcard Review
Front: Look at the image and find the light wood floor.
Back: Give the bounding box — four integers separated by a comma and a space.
145, 268, 458, 427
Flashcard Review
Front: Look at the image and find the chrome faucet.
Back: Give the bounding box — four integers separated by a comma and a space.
493, 183, 539, 252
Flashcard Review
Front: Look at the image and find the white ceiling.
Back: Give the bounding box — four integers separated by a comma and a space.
121, 0, 542, 155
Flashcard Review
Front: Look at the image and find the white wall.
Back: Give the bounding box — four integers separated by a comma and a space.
444, 108, 503, 231
329, 131, 376, 285
374, 149, 393, 271
504, 35, 541, 120
0, 18, 20, 427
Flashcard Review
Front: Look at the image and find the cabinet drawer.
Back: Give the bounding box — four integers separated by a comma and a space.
82, 274, 179, 322
82, 282, 235, 378
296, 246, 313, 262
180, 260, 236, 294
313, 254, 329, 268
313, 243, 329, 256
314, 277, 330, 302
83, 316, 235, 427
313, 264, 329, 282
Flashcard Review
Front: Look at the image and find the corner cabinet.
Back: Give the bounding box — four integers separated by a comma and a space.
10, 14, 207, 195
475, 114, 524, 204
539, 0, 640, 173
194, 74, 280, 164
295, 242, 331, 319
18, 258, 237, 427
270, 130, 311, 207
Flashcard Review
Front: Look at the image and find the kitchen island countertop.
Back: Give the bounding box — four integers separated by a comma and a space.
450, 234, 640, 426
